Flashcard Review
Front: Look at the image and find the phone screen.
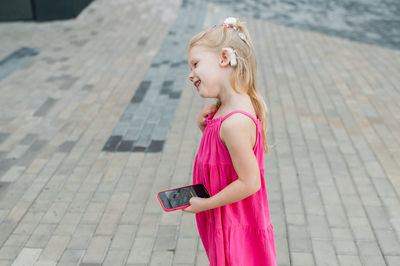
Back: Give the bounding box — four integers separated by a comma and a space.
158, 184, 210, 211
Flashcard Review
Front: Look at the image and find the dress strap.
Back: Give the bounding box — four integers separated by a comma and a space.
221, 110, 259, 125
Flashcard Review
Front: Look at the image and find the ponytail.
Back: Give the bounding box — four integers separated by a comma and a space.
248, 91, 268, 153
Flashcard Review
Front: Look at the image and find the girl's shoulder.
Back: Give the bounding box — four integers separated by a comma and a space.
219, 110, 258, 149
220, 108, 259, 124
213, 105, 257, 121
220, 111, 257, 132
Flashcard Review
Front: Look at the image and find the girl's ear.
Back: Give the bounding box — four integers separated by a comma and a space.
219, 49, 231, 67
220, 48, 237, 67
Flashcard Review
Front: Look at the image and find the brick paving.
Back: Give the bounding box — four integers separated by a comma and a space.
0, 0, 400, 265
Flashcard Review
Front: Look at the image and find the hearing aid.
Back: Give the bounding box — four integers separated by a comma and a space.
222, 47, 237, 66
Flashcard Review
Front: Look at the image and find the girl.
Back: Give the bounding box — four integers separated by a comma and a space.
183, 17, 277, 265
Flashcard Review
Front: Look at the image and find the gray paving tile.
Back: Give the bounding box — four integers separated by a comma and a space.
19, 134, 37, 145
0, 47, 40, 80
0, 133, 10, 144
57, 141, 76, 153
0, 182, 10, 200
33, 98, 58, 117
16, 140, 47, 166
0, 158, 15, 177
59, 76, 78, 90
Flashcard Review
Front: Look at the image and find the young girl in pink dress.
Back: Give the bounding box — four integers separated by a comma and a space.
183, 17, 277, 265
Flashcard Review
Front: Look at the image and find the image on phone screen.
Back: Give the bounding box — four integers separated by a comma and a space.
158, 184, 210, 211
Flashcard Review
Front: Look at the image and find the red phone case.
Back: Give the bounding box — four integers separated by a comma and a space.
157, 184, 204, 212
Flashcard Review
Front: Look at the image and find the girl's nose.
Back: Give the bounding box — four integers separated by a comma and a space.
188, 72, 194, 82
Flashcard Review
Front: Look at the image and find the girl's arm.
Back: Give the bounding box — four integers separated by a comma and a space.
196, 104, 217, 132
184, 114, 261, 213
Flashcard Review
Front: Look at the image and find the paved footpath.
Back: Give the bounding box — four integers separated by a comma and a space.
0, 0, 400, 265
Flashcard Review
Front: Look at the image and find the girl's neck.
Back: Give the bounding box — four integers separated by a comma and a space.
217, 86, 253, 114
218, 82, 244, 104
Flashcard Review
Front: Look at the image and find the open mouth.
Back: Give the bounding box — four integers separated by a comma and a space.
194, 80, 201, 88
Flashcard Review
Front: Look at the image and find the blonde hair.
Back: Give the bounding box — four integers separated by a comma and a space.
188, 20, 269, 153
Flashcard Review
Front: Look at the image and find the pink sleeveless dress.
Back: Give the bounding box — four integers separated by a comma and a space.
193, 110, 277, 266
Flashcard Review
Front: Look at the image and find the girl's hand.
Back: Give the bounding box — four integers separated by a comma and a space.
183, 197, 210, 213
196, 104, 217, 132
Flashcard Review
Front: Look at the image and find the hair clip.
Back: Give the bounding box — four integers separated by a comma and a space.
223, 17, 238, 30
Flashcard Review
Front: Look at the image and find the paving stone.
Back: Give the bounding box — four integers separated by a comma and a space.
0, 133, 10, 144
291, 252, 314, 266
55, 212, 82, 235
1, 166, 25, 182
13, 210, 45, 235
349, 217, 376, 241
0, 47, 40, 80
126, 237, 155, 265
360, 255, 387, 266
375, 230, 400, 256
59, 77, 78, 90
325, 204, 349, 228
307, 215, 331, 239
33, 98, 58, 117
0, 182, 11, 200
36, 235, 70, 262
0, 246, 21, 261
333, 239, 358, 255
95, 212, 120, 235
136, 213, 160, 237
11, 248, 42, 266
342, 195, 366, 218
195, 251, 209, 266
103, 250, 129, 266
19, 134, 38, 146
154, 225, 178, 251
288, 227, 312, 253
173, 237, 198, 265
365, 206, 393, 230
357, 240, 384, 258
337, 255, 362, 266
57, 141, 76, 153
80, 236, 111, 265
3, 234, 29, 248
381, 197, 400, 218
179, 214, 197, 238
131, 81, 151, 103
68, 224, 96, 250
312, 239, 339, 266
102, 136, 122, 152
109, 224, 137, 250
40, 202, 69, 224
26, 224, 57, 249
0, 260, 11, 266
149, 251, 173, 266
6, 201, 30, 223
58, 249, 85, 266
386, 256, 400, 266
16, 140, 48, 167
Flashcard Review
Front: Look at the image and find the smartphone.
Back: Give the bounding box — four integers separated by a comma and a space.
157, 184, 210, 212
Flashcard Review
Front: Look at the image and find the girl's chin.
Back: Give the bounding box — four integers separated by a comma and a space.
198, 93, 214, 99
197, 89, 208, 98
197, 87, 217, 98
